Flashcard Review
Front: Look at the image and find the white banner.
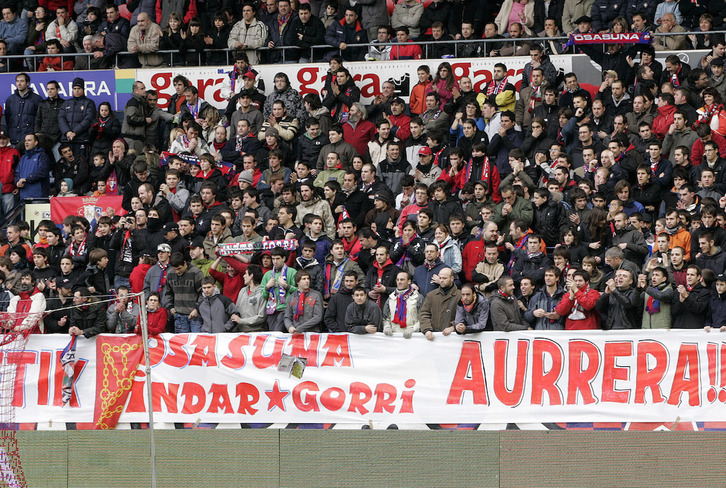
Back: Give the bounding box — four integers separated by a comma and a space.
11, 331, 726, 426
136, 55, 577, 111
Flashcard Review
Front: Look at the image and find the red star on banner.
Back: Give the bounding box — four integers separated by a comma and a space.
265, 381, 289, 412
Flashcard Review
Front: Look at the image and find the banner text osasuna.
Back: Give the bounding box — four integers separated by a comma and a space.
11, 331, 726, 426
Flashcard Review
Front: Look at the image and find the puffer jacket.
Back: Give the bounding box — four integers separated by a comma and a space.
0, 146, 19, 194
197, 289, 240, 333
121, 93, 149, 142
15, 147, 50, 199
489, 289, 527, 331
4, 88, 42, 145
69, 297, 107, 338
296, 196, 336, 238
454, 293, 489, 333
58, 94, 97, 143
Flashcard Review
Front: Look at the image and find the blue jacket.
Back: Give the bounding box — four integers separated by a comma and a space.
324, 18, 368, 61
707, 291, 726, 328
413, 260, 448, 297
15, 147, 50, 199
4, 89, 42, 145
59, 95, 97, 143
0, 16, 28, 50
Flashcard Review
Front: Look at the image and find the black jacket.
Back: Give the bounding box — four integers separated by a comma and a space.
70, 298, 108, 338
323, 286, 354, 332
596, 286, 642, 330
672, 283, 710, 329
35, 95, 65, 144
533, 200, 568, 248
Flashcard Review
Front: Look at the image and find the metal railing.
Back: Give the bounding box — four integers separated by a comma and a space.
3, 28, 725, 71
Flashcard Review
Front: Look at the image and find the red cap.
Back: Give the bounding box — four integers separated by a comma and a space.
418, 146, 433, 156
243, 72, 256, 80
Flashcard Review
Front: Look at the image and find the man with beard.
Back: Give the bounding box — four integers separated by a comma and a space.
6, 271, 46, 331
379, 142, 412, 195
454, 283, 489, 333
323, 271, 359, 331
477, 63, 516, 113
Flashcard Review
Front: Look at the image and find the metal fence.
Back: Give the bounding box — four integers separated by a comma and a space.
4, 29, 726, 71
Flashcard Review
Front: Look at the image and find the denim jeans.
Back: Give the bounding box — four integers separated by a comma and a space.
175, 313, 202, 333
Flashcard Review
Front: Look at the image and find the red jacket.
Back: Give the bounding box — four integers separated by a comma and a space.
156, 0, 197, 26
129, 263, 152, 295
389, 113, 411, 142
0, 146, 19, 194
38, 57, 73, 72
208, 257, 248, 302
691, 131, 726, 166
343, 119, 376, 156
135, 307, 168, 335
652, 104, 677, 140
438, 168, 466, 194
555, 286, 601, 330
39, 0, 74, 14
390, 40, 422, 61
397, 201, 429, 230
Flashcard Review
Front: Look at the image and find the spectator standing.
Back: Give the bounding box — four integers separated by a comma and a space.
5, 73, 42, 146
228, 4, 268, 65
164, 252, 204, 333
58, 78, 96, 160
324, 7, 368, 62
284, 270, 324, 332
128, 12, 163, 67
419, 267, 461, 340
15, 134, 50, 199
382, 270, 422, 337
672, 265, 710, 329
196, 276, 242, 333
0, 131, 19, 216
67, 287, 107, 338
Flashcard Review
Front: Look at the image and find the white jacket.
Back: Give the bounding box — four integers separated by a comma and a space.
382, 288, 422, 336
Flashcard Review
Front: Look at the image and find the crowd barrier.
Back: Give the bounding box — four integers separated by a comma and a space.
14, 330, 726, 428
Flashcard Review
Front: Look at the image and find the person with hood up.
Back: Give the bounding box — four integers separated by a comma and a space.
284, 270, 324, 333
194, 276, 242, 333
390, 220, 425, 276
344, 286, 382, 334
489, 275, 528, 331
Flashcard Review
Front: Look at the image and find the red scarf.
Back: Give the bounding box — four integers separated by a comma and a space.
671, 66, 681, 86
69, 236, 86, 257
487, 77, 508, 96
294, 291, 306, 321
529, 85, 541, 112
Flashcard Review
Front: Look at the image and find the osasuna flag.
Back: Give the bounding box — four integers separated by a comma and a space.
50, 196, 126, 230
565, 32, 652, 48
60, 336, 77, 406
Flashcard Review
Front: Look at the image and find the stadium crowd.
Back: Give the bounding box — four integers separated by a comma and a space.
2, 0, 726, 336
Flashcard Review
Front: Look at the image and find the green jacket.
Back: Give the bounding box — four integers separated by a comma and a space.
491, 195, 533, 233
260, 266, 298, 312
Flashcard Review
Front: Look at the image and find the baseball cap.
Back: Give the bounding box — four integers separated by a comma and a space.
0, 131, 9, 140
58, 278, 73, 289
157, 243, 172, 253
188, 236, 205, 249
243, 72, 256, 80
162, 222, 179, 233
391, 96, 405, 105
418, 146, 433, 156
717, 274, 726, 282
